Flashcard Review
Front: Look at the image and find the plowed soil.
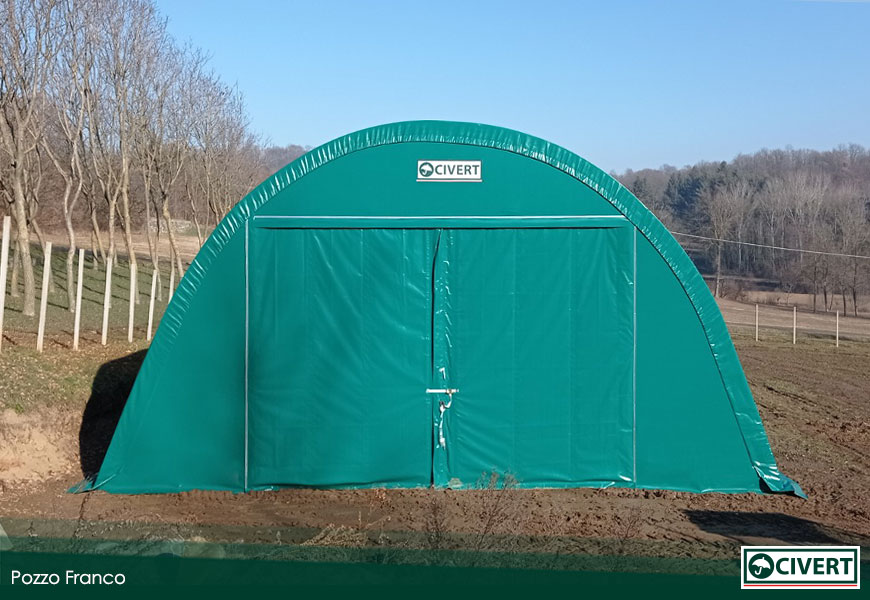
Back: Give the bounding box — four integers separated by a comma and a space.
1, 329, 869, 562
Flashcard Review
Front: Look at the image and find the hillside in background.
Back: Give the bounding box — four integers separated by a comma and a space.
615, 145, 870, 312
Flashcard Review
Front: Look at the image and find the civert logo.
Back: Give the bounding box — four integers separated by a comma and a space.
740, 545, 860, 589
416, 160, 482, 182
748, 552, 775, 579
418, 161, 434, 178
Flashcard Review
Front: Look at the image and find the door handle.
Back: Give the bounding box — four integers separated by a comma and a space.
426, 389, 457, 448
425, 388, 459, 395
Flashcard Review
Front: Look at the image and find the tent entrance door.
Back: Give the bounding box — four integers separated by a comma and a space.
246, 225, 438, 488
246, 216, 635, 489
429, 225, 635, 488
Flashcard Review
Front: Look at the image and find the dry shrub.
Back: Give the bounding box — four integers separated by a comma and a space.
604, 505, 645, 572
424, 491, 449, 550
301, 524, 366, 548
612, 507, 643, 555
472, 471, 526, 552
301, 488, 396, 551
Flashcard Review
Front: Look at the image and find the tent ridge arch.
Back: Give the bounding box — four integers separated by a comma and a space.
99, 120, 801, 497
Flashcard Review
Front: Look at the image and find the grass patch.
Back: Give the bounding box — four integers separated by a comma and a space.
0, 339, 149, 412
2, 243, 174, 336
0, 244, 177, 413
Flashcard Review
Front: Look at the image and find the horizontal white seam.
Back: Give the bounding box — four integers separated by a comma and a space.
253, 215, 627, 220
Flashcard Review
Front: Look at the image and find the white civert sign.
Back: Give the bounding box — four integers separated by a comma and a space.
417, 160, 482, 182
741, 546, 860, 589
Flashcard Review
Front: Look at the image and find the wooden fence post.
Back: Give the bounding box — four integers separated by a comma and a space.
101, 257, 113, 346
127, 262, 136, 343
792, 306, 796, 345
147, 267, 157, 341
755, 304, 758, 342
36, 242, 52, 352
73, 249, 84, 350
0, 216, 10, 353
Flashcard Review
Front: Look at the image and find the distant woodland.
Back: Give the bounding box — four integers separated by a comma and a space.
2, 0, 869, 319
616, 146, 870, 314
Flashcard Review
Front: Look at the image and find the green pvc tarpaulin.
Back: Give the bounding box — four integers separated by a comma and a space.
83, 121, 803, 496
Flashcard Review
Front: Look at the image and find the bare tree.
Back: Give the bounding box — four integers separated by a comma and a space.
831, 186, 870, 316
130, 23, 173, 289
151, 46, 199, 276
703, 180, 753, 298
83, 0, 168, 306
0, 0, 64, 315
42, 0, 93, 311
191, 78, 259, 232
788, 172, 829, 311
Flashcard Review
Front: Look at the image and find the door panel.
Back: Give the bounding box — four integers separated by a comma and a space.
247, 227, 436, 487
436, 227, 634, 486
247, 223, 634, 489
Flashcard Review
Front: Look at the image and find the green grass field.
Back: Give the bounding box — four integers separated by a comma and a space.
0, 338, 148, 413
1, 245, 171, 412
2, 244, 174, 337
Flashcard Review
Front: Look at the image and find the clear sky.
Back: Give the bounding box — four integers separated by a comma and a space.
154, 0, 870, 172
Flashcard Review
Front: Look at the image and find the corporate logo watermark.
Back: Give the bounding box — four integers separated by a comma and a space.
741, 546, 860, 589
417, 160, 482, 182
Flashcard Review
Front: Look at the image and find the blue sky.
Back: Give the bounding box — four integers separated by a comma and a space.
155, 0, 870, 172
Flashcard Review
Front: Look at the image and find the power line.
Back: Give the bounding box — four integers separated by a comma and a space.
672, 232, 870, 260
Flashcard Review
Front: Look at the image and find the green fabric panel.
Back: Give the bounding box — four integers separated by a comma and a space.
438, 227, 634, 487
248, 228, 435, 487
89, 234, 246, 492
635, 236, 762, 493
255, 142, 620, 219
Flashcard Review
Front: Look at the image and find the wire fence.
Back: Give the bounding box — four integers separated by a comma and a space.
1, 216, 868, 353
0, 216, 186, 352
721, 299, 870, 345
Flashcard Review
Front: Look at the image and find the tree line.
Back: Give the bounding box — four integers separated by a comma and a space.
616, 145, 870, 315
4, 1, 869, 322
1, 0, 305, 317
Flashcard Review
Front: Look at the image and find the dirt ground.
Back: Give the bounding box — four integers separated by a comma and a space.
0, 328, 869, 565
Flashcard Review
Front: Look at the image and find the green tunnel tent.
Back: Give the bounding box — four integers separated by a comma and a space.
84, 121, 803, 496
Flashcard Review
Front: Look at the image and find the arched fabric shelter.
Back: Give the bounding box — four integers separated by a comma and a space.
84, 121, 803, 496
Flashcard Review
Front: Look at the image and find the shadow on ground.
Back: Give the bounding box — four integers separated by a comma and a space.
79, 350, 147, 480
685, 510, 869, 546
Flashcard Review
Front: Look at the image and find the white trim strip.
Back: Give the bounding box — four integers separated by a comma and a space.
253, 215, 627, 221
416, 179, 482, 183
632, 226, 638, 486
244, 219, 250, 491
